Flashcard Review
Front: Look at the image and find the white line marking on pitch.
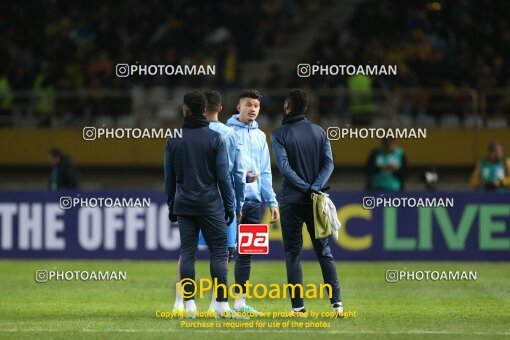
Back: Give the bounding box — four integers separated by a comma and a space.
0, 329, 509, 335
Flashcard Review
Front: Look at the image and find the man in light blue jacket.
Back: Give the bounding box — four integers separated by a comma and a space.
202, 90, 246, 235
227, 89, 279, 315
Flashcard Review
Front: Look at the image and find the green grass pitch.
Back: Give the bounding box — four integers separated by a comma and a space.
0, 260, 509, 339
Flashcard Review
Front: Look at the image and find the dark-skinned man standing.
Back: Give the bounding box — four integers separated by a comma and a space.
164, 91, 235, 318
270, 89, 342, 315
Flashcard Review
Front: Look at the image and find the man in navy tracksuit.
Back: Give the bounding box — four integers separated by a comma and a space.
164, 91, 235, 318
270, 89, 342, 315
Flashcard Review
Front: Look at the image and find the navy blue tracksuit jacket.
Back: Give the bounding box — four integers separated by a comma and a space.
164, 126, 234, 215
270, 116, 334, 203
270, 114, 341, 309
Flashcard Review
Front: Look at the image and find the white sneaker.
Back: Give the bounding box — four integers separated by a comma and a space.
291, 307, 308, 317
185, 309, 197, 319
332, 302, 343, 317
172, 305, 185, 318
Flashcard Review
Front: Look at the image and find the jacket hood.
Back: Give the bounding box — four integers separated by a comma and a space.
227, 114, 259, 130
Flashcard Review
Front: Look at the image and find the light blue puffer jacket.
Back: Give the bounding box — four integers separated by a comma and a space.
226, 114, 278, 207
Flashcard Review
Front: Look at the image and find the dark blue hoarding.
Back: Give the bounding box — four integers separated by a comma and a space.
0, 191, 508, 260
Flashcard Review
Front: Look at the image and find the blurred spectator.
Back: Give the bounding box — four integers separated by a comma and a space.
0, 0, 309, 126
470, 142, 510, 192
293, 0, 510, 121
3, 0, 510, 126
217, 39, 240, 89
48, 148, 79, 191
33, 67, 55, 126
0, 73, 13, 126
0, 0, 304, 92
365, 137, 407, 191
347, 74, 375, 125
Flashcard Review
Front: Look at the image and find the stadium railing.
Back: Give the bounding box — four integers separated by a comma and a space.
1, 88, 509, 128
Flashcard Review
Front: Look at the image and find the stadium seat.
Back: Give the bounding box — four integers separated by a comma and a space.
94, 115, 115, 127
415, 113, 437, 127
141, 118, 162, 129
463, 114, 484, 128
486, 117, 508, 128
117, 115, 136, 128
396, 114, 414, 127
370, 117, 390, 128
439, 114, 461, 128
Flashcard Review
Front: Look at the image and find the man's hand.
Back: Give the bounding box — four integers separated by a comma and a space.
270, 206, 279, 221
246, 170, 260, 183
306, 188, 320, 199
168, 213, 177, 223
236, 210, 243, 223
225, 210, 235, 225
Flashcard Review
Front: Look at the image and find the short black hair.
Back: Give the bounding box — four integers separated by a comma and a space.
203, 90, 222, 112
239, 89, 262, 102
286, 89, 308, 114
49, 148, 61, 157
488, 141, 502, 152
183, 90, 207, 116
382, 136, 395, 147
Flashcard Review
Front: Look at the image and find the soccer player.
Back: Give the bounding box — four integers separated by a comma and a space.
470, 141, 510, 191
270, 89, 342, 315
226, 89, 279, 315
171, 90, 246, 316
165, 91, 235, 318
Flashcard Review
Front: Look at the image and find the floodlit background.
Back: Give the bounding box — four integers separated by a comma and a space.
0, 1, 509, 338
0, 0, 509, 190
